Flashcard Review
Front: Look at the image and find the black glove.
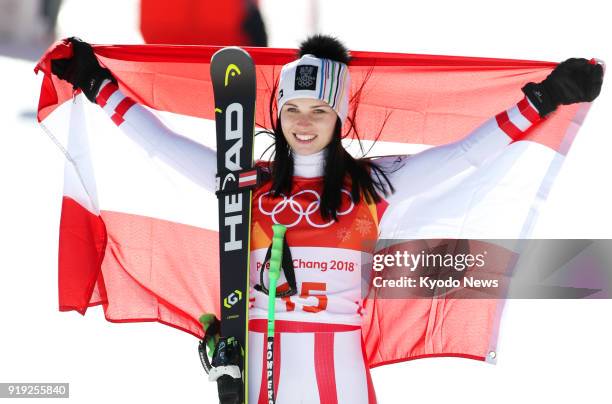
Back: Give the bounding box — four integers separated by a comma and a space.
51, 37, 116, 103
522, 58, 603, 117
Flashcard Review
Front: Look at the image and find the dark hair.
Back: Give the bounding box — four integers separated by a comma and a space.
262, 34, 394, 221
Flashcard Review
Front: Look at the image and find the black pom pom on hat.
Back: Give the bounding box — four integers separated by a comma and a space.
298, 34, 350, 64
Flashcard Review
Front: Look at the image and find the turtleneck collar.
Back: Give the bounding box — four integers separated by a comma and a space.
292, 149, 325, 178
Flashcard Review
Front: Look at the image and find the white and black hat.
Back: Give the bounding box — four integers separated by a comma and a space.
277, 35, 351, 123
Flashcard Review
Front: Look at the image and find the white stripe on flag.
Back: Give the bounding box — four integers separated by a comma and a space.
240, 174, 257, 183
378, 139, 559, 239
48, 95, 219, 230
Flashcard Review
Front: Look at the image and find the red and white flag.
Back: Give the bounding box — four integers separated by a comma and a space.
35, 41, 595, 367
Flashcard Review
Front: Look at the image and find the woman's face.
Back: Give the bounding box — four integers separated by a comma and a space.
280, 98, 337, 155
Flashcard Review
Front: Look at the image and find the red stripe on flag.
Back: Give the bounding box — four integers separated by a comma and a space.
96, 82, 118, 107
240, 178, 257, 187
361, 337, 378, 404
59, 206, 219, 338
315, 332, 338, 404
37, 43, 581, 153
111, 97, 136, 126
58, 197, 107, 314
518, 97, 541, 124
495, 111, 524, 140
239, 170, 256, 179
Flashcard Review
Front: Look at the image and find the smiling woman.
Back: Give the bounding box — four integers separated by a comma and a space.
280, 99, 337, 155
266, 35, 395, 224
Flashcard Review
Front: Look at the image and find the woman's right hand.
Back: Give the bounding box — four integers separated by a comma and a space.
51, 37, 116, 102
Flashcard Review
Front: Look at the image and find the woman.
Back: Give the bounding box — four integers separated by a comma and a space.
51, 35, 602, 403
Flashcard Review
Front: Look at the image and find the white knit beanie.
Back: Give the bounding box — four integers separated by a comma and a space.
277, 54, 351, 123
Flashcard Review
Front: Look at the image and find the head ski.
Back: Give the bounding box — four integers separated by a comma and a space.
207, 47, 257, 404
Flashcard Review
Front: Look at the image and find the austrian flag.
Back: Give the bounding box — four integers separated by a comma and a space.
35, 41, 597, 368
239, 170, 258, 188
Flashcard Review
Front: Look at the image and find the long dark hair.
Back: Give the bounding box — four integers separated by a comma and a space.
260, 34, 395, 221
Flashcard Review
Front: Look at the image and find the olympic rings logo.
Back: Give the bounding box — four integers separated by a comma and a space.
257, 189, 354, 228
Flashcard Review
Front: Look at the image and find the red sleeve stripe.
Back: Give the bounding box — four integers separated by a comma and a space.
496, 98, 542, 140
517, 96, 541, 124
495, 110, 524, 140
111, 97, 136, 126
96, 82, 119, 107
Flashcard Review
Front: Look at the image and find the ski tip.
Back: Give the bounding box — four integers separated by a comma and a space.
211, 46, 252, 60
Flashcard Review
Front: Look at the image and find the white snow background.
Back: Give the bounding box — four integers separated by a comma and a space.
1, 0, 611, 403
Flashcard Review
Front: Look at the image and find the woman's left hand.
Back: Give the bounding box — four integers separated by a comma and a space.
522, 58, 603, 117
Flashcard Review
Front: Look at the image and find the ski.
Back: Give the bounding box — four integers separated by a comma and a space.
209, 47, 257, 404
